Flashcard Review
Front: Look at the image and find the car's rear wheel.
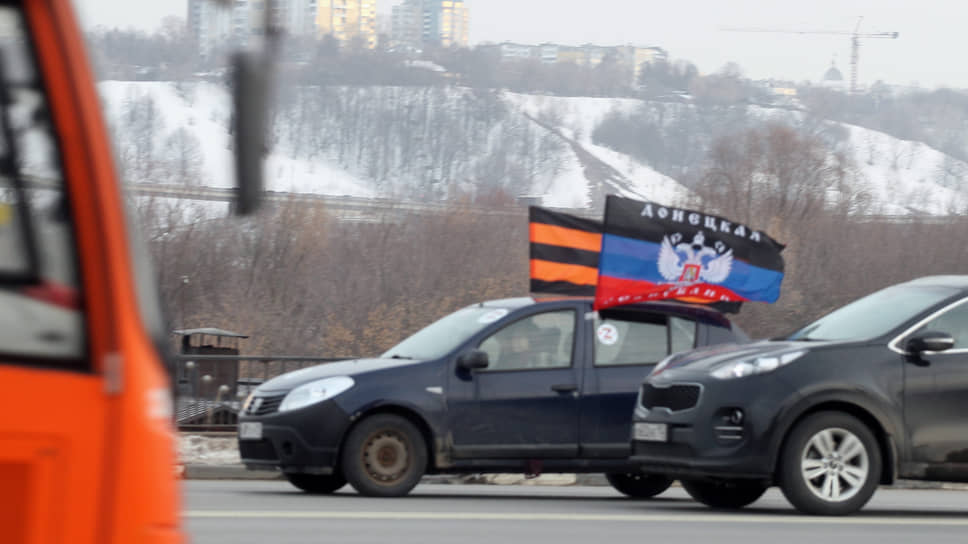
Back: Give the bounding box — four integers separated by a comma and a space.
341, 414, 427, 497
284, 472, 346, 494
778, 411, 881, 516
605, 472, 674, 498
681, 478, 768, 509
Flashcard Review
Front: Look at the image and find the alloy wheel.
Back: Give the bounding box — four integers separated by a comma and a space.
799, 427, 869, 503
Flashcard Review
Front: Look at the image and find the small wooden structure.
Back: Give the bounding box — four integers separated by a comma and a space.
174, 328, 248, 401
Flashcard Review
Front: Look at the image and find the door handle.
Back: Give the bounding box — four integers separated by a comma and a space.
551, 383, 578, 393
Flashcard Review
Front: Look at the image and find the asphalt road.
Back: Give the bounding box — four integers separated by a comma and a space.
184, 481, 968, 544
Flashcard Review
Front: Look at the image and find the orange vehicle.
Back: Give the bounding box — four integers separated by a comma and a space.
0, 1, 273, 543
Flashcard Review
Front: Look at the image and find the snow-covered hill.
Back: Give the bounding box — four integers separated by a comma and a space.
98, 81, 968, 216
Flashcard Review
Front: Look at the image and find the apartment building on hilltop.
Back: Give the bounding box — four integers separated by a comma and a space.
481, 42, 668, 85
391, 0, 469, 51
316, 0, 378, 49
189, 0, 375, 55
187, 0, 234, 56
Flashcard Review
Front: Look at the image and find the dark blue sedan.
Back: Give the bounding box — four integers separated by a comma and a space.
237, 297, 746, 497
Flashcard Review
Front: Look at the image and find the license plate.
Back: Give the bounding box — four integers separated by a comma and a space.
634, 422, 667, 442
238, 422, 263, 440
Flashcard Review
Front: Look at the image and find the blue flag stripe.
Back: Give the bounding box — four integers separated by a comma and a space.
599, 234, 784, 303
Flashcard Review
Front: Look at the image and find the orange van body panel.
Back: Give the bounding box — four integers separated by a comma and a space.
0, 1, 183, 543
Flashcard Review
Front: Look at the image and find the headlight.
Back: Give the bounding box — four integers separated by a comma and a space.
711, 351, 806, 380
279, 376, 355, 412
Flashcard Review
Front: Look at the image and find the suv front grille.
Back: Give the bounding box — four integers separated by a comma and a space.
640, 383, 701, 412
246, 393, 287, 416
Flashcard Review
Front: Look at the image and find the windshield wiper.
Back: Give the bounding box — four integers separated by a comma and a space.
388, 354, 413, 359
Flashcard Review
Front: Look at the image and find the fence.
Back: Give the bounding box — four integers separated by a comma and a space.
174, 354, 353, 431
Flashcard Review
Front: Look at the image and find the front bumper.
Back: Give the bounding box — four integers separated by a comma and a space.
630, 374, 797, 481
237, 397, 352, 474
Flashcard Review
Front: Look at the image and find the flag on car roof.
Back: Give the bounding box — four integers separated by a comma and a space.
593, 196, 785, 311
529, 206, 602, 296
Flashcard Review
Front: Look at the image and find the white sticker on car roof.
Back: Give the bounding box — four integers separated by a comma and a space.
478, 308, 509, 324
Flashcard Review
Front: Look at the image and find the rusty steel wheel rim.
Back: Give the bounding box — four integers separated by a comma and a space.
361, 429, 411, 484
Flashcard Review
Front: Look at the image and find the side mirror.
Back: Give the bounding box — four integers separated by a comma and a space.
457, 350, 490, 371
906, 331, 955, 354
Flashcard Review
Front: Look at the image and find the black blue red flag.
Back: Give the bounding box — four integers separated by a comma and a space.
593, 196, 785, 311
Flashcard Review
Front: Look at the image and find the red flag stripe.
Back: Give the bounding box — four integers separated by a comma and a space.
593, 275, 749, 311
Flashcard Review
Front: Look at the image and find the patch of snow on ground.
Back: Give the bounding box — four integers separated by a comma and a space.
540, 150, 591, 208
583, 141, 692, 205
506, 92, 641, 144
179, 435, 241, 465
505, 92, 693, 205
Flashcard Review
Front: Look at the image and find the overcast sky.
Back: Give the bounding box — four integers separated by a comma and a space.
74, 0, 968, 89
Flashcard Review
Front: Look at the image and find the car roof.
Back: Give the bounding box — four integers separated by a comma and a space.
902, 275, 968, 291
475, 296, 733, 327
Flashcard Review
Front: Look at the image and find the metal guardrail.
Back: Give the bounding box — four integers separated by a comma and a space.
130, 183, 530, 219
128, 183, 965, 225
174, 354, 354, 431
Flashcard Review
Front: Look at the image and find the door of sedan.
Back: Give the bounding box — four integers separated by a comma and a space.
448, 305, 583, 459
579, 311, 697, 457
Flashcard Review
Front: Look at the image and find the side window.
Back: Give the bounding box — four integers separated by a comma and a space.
914, 301, 968, 349
670, 316, 697, 354
595, 314, 679, 367
0, 7, 84, 365
478, 310, 575, 371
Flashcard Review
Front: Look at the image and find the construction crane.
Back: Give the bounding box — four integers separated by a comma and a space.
723, 17, 899, 94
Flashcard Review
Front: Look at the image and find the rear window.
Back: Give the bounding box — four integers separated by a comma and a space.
594, 313, 696, 367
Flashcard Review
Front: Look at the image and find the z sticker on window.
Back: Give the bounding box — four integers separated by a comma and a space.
597, 323, 619, 345
478, 309, 509, 324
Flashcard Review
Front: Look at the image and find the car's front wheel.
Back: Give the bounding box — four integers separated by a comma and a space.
778, 411, 881, 516
681, 478, 768, 509
605, 472, 674, 498
284, 472, 346, 494
341, 414, 427, 497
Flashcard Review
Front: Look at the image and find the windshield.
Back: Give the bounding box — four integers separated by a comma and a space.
788, 285, 958, 342
381, 306, 511, 360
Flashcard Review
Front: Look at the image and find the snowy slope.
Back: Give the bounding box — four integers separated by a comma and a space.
98, 81, 375, 197
749, 105, 968, 215
505, 92, 693, 207
97, 81, 968, 216
842, 123, 968, 215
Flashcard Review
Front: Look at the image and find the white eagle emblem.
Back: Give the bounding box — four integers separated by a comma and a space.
658, 231, 733, 285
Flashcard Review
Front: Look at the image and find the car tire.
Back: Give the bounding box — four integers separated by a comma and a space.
605, 472, 674, 498
284, 472, 346, 494
341, 414, 427, 497
681, 478, 768, 509
777, 411, 881, 516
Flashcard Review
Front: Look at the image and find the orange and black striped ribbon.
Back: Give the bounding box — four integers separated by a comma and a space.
529, 207, 602, 296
